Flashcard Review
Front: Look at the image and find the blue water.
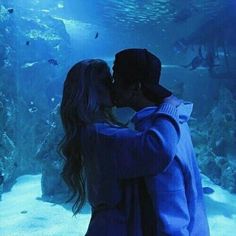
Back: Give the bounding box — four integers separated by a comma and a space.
0, 0, 236, 235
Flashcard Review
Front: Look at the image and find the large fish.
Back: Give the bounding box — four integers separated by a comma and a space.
181, 55, 203, 70
173, 38, 189, 54
181, 47, 219, 70
173, 8, 192, 23
173, 5, 198, 23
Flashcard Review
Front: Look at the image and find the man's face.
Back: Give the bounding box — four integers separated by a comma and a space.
112, 67, 135, 108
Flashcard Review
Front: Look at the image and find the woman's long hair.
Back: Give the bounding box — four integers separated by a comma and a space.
58, 59, 118, 216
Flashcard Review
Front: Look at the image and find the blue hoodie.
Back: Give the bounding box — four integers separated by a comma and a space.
81, 103, 181, 236
132, 102, 210, 236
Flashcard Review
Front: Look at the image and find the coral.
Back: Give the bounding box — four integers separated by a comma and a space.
0, 91, 17, 199
0, 5, 10, 22
0, 3, 71, 200
35, 104, 69, 200
221, 166, 236, 193
191, 87, 236, 193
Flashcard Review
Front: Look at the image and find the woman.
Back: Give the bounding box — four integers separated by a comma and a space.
58, 59, 180, 235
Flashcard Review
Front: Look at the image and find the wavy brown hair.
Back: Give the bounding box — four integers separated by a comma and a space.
58, 59, 119, 216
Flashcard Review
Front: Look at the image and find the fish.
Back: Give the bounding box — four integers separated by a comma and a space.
181, 46, 208, 70
173, 8, 192, 23
173, 5, 199, 23
95, 32, 99, 39
48, 59, 58, 65
203, 187, 215, 194
173, 38, 189, 54
28, 107, 38, 113
21, 62, 38, 69
182, 48, 220, 71
8, 8, 14, 14
26, 41, 30, 46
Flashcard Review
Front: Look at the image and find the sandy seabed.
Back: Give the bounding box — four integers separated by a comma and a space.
0, 174, 235, 236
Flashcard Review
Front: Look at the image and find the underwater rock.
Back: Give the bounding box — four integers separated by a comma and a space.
221, 166, 236, 193
213, 138, 227, 156
204, 160, 221, 185
0, 2, 71, 200
215, 156, 228, 168
0, 93, 17, 199
193, 87, 236, 193
0, 131, 17, 199
35, 104, 69, 201
191, 128, 208, 147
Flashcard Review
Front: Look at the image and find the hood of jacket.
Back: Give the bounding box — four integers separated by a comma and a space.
131, 101, 193, 129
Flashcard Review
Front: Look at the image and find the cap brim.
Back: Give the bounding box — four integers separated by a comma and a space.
142, 84, 172, 103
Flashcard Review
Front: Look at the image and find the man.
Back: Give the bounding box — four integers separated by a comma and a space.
112, 48, 210, 235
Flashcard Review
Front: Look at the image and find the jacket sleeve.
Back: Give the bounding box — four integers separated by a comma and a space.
95, 103, 180, 179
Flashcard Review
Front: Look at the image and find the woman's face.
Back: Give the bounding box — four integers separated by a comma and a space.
112, 69, 138, 108
95, 68, 113, 108
112, 75, 133, 108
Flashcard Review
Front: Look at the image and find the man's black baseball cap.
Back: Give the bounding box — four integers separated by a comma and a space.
113, 48, 172, 103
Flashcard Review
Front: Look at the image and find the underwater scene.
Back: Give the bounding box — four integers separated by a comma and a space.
0, 0, 236, 235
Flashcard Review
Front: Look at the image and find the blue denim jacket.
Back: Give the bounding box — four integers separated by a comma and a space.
81, 103, 180, 236
132, 102, 210, 236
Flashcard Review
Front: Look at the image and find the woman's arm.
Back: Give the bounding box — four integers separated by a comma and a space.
94, 103, 180, 179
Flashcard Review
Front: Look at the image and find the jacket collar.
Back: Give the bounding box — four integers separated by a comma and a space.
131, 101, 193, 128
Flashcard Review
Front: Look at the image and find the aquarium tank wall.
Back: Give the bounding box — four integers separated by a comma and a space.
0, 0, 235, 235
